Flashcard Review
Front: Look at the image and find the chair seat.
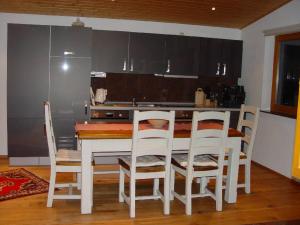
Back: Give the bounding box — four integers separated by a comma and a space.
56, 149, 81, 162
224, 149, 247, 160
119, 155, 165, 168
172, 154, 218, 171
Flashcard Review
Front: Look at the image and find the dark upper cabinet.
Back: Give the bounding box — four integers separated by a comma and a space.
230, 40, 243, 77
92, 30, 129, 73
51, 26, 92, 57
129, 33, 165, 74
164, 35, 199, 76
204, 38, 243, 77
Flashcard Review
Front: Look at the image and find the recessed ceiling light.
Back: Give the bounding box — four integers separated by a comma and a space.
211, 7, 216, 11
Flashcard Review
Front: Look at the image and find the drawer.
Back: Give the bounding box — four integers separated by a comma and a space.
91, 110, 129, 119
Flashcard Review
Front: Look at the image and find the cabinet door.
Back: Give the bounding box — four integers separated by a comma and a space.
92, 30, 129, 73
205, 38, 224, 76
7, 24, 50, 158
50, 57, 91, 149
51, 26, 92, 57
204, 38, 243, 77
8, 118, 48, 157
129, 33, 165, 74
230, 40, 243, 77
165, 35, 199, 76
7, 24, 50, 118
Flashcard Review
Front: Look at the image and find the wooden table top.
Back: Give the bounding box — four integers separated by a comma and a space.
76, 122, 243, 139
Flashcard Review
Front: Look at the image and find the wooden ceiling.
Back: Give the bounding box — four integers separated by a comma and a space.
0, 0, 292, 28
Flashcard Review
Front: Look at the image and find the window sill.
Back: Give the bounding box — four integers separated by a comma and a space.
261, 110, 296, 119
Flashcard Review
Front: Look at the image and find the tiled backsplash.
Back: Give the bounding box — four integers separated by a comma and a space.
91, 73, 237, 103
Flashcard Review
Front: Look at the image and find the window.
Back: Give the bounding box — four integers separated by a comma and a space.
271, 32, 300, 118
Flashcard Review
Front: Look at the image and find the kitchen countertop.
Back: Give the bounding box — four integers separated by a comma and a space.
90, 104, 240, 111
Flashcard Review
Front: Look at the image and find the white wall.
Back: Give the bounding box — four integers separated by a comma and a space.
0, 13, 241, 155
241, 0, 300, 177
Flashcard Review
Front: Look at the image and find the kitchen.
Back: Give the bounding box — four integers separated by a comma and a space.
1, 0, 300, 224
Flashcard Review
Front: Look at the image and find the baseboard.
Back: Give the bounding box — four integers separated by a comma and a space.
252, 161, 293, 181
0, 155, 8, 159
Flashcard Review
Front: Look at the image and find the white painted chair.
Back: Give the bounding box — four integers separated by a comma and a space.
118, 110, 175, 218
224, 104, 260, 194
170, 111, 230, 215
45, 101, 93, 207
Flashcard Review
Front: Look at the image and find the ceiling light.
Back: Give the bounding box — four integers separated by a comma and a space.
211, 7, 216, 11
72, 17, 85, 27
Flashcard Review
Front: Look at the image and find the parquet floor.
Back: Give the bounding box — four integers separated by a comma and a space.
1, 157, 300, 225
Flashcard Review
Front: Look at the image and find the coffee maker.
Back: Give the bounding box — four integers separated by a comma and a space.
217, 85, 245, 107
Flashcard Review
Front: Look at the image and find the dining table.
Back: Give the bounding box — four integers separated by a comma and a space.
76, 121, 243, 214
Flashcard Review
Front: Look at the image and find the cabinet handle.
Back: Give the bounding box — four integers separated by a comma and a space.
222, 63, 227, 76
166, 59, 170, 73
216, 62, 221, 75
43, 123, 46, 136
84, 102, 88, 115
130, 59, 134, 72
122, 59, 127, 71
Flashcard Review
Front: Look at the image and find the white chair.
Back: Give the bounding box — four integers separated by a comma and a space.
118, 110, 175, 218
170, 111, 230, 215
45, 101, 93, 207
224, 104, 260, 194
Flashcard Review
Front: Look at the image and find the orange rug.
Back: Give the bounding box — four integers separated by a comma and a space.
0, 168, 48, 201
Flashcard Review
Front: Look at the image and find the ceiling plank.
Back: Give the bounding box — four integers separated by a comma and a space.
0, 0, 292, 28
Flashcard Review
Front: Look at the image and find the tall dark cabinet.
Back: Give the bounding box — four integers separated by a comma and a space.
7, 24, 92, 164
7, 24, 50, 158
50, 26, 92, 149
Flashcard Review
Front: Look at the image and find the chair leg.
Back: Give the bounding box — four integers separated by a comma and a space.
215, 175, 223, 211
200, 177, 207, 194
129, 176, 136, 218
91, 167, 94, 207
77, 172, 82, 190
47, 168, 56, 207
170, 167, 175, 201
163, 170, 170, 215
153, 178, 159, 199
185, 176, 192, 215
119, 167, 125, 203
245, 162, 251, 194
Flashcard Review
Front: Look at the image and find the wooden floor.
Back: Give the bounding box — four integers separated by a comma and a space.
1, 157, 300, 225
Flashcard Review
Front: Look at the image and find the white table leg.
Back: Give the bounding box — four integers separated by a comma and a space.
225, 137, 241, 203
81, 140, 92, 214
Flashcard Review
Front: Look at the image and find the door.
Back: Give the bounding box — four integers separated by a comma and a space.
206, 38, 224, 76
50, 26, 91, 149
205, 38, 243, 77
7, 24, 50, 157
129, 32, 165, 74
230, 40, 243, 77
51, 26, 92, 57
164, 35, 199, 76
92, 30, 129, 73
50, 57, 91, 149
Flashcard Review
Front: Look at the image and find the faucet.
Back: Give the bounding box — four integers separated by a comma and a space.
132, 98, 136, 107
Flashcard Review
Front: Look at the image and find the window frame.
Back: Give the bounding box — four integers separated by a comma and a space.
271, 32, 300, 118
